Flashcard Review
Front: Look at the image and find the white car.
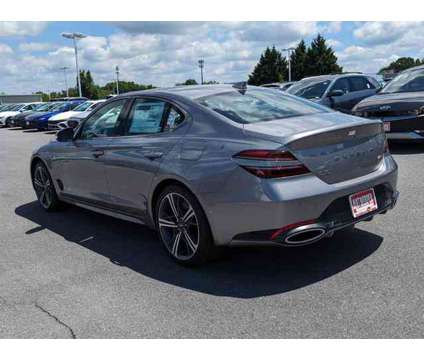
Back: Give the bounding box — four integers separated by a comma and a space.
55, 100, 106, 130
48, 100, 106, 130
0, 103, 42, 127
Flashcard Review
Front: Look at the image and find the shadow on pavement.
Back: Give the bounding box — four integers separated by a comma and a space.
15, 201, 383, 298
389, 141, 424, 155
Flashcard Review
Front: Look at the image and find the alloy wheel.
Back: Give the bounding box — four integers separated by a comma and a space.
158, 192, 200, 260
33, 165, 54, 209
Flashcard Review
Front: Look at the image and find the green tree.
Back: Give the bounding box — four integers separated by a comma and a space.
290, 40, 308, 81
248, 46, 288, 85
176, 79, 198, 86
378, 57, 424, 74
304, 34, 342, 77
79, 70, 98, 99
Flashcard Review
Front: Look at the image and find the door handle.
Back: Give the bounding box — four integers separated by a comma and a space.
92, 150, 105, 158
144, 151, 164, 160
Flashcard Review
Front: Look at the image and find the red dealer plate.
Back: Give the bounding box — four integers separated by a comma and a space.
349, 188, 378, 218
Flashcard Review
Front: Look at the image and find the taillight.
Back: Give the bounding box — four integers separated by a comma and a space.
233, 149, 310, 179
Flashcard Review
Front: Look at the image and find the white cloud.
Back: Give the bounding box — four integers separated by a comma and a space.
0, 43, 13, 54
0, 22, 47, 37
19, 42, 55, 52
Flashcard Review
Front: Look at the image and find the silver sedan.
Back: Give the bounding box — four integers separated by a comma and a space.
30, 84, 399, 265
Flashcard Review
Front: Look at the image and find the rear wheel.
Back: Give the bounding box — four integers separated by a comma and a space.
155, 185, 218, 265
32, 161, 63, 211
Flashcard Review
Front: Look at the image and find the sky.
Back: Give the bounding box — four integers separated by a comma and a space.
1, 21, 424, 94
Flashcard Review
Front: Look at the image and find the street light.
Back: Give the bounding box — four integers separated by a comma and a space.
59, 66, 70, 97
61, 32, 86, 97
198, 59, 204, 85
115, 65, 120, 95
282, 47, 295, 82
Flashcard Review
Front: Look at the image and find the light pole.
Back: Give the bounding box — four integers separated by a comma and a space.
61, 32, 86, 97
115, 65, 120, 95
282, 47, 295, 82
198, 59, 204, 85
59, 66, 70, 97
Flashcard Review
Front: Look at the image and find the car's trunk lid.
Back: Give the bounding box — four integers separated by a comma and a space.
243, 112, 385, 184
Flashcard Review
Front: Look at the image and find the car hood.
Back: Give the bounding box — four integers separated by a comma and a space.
0, 111, 20, 117
49, 110, 79, 121
70, 111, 91, 119
353, 91, 424, 112
13, 111, 35, 119
27, 111, 59, 120
242, 111, 379, 144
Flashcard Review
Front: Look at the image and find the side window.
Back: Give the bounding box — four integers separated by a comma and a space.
164, 106, 185, 132
126, 99, 167, 135
79, 100, 126, 140
331, 78, 351, 94
349, 77, 373, 92
69, 102, 80, 110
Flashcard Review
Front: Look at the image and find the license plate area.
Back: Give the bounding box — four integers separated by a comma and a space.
349, 188, 378, 218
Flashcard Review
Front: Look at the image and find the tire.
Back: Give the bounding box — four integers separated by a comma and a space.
155, 185, 219, 265
32, 161, 63, 212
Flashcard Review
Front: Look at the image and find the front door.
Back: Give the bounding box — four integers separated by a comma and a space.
59, 99, 128, 205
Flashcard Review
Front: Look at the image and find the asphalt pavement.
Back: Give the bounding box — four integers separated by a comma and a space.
0, 128, 423, 338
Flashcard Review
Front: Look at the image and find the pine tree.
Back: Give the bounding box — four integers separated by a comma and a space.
248, 46, 288, 85
290, 40, 308, 81
304, 34, 342, 77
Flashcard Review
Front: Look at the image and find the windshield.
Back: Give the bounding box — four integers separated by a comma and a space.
287, 79, 332, 99
381, 69, 424, 94
74, 101, 93, 112
196, 88, 328, 124
50, 102, 67, 111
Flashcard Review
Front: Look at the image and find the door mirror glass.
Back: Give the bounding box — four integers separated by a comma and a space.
57, 127, 74, 142
328, 89, 344, 97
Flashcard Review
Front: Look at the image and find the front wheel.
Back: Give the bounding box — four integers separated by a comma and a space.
155, 185, 218, 265
32, 161, 63, 211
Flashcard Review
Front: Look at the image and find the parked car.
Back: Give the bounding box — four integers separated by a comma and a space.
287, 74, 380, 113
30, 84, 398, 265
0, 102, 41, 127
352, 65, 424, 141
9, 103, 47, 127
26, 100, 86, 130
48, 100, 106, 130
16, 103, 58, 129
261, 82, 296, 91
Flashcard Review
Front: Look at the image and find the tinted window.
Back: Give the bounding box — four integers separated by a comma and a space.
287, 80, 331, 99
197, 89, 327, 124
349, 77, 375, 91
331, 78, 350, 94
126, 99, 166, 135
79, 100, 126, 139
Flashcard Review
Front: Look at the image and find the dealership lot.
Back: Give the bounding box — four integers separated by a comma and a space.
0, 128, 423, 338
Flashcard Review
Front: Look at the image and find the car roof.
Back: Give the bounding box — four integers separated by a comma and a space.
117, 84, 268, 101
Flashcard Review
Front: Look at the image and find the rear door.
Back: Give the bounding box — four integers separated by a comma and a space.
348, 76, 378, 109
102, 97, 187, 221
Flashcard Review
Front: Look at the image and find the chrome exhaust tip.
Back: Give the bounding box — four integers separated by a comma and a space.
283, 226, 327, 246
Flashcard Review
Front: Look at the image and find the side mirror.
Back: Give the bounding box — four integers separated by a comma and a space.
328, 89, 344, 97
68, 119, 79, 129
57, 127, 74, 142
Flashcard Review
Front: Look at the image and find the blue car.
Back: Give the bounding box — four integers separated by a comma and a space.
26, 100, 85, 130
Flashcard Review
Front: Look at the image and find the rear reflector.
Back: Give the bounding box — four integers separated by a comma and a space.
233, 149, 310, 179
270, 219, 316, 240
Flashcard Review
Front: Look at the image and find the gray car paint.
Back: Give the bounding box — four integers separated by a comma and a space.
31, 85, 398, 246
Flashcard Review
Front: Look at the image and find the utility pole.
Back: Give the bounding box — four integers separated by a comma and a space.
282, 47, 295, 82
59, 66, 70, 97
61, 32, 87, 97
115, 65, 120, 95
198, 59, 204, 84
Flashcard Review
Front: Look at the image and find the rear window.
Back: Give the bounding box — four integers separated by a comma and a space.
196, 89, 328, 124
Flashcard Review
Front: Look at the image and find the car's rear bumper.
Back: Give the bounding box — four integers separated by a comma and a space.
199, 154, 398, 246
